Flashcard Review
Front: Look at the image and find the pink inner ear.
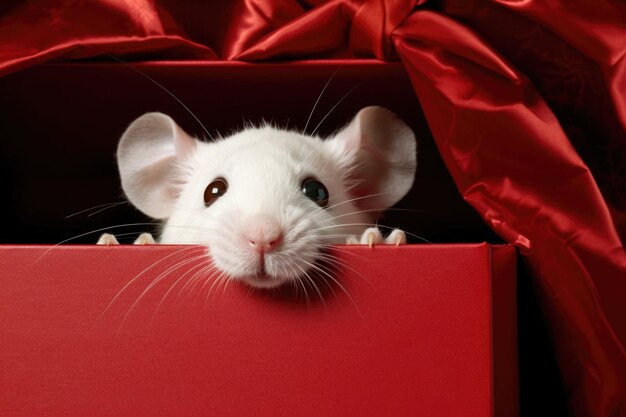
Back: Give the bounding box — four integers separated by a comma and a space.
174, 125, 197, 158
127, 156, 181, 219
359, 141, 388, 165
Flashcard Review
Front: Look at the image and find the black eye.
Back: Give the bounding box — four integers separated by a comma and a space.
302, 178, 329, 208
204, 178, 228, 207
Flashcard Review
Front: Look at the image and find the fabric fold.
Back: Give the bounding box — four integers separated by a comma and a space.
1, 1, 625, 416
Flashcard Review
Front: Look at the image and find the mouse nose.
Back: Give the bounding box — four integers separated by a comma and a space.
243, 215, 284, 254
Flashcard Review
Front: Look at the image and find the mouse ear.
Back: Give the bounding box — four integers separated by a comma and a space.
329, 106, 417, 214
117, 112, 197, 219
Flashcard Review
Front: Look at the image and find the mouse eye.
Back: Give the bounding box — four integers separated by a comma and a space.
302, 178, 329, 208
204, 178, 228, 207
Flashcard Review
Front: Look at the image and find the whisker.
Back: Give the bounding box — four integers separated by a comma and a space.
309, 222, 432, 243
206, 269, 229, 301
221, 270, 234, 294
303, 64, 343, 134
325, 192, 390, 212
156, 257, 213, 307
296, 275, 311, 308
199, 267, 227, 308
312, 82, 362, 137
87, 202, 130, 217
116, 250, 209, 333
287, 263, 310, 307
94, 246, 203, 328
217, 268, 232, 294
150, 259, 214, 324
307, 251, 371, 284
176, 261, 218, 302
36, 222, 162, 262
106, 54, 212, 139
307, 222, 377, 233
322, 207, 426, 224
294, 263, 327, 312
65, 201, 128, 218
309, 263, 339, 300
301, 259, 363, 318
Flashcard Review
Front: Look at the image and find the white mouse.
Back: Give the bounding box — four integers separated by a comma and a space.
100, 106, 417, 289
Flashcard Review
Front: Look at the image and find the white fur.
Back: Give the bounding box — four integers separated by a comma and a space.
117, 107, 416, 288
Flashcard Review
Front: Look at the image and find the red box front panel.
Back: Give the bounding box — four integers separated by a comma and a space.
0, 243, 517, 417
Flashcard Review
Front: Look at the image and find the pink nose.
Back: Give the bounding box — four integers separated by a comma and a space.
243, 215, 284, 254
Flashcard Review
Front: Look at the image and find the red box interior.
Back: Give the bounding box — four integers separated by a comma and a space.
0, 243, 517, 417
0, 60, 498, 244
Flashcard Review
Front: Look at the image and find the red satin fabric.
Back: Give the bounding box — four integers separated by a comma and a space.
1, 1, 625, 416
393, 8, 626, 416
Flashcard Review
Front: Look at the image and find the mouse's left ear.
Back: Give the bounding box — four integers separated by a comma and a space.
328, 106, 417, 213
117, 113, 197, 219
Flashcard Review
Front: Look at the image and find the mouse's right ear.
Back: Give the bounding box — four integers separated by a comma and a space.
328, 106, 417, 215
117, 112, 197, 219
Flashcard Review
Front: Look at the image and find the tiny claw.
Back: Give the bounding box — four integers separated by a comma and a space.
97, 233, 119, 246
394, 231, 406, 246
359, 227, 383, 247
346, 235, 359, 245
385, 229, 407, 246
134, 233, 156, 245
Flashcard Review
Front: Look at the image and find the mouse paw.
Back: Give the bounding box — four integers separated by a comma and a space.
347, 228, 407, 247
97, 233, 120, 245
345, 235, 360, 245
133, 233, 156, 245
360, 227, 385, 248
385, 229, 407, 246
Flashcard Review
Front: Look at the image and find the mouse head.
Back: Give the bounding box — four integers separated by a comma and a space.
117, 106, 416, 288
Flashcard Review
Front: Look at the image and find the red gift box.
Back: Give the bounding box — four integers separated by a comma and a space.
0, 60, 518, 415
0, 243, 517, 417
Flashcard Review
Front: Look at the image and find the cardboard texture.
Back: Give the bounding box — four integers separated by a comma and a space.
0, 243, 517, 417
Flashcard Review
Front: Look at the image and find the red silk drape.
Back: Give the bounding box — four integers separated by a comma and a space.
1, 1, 625, 415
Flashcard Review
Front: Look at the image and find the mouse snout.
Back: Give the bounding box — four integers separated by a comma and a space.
243, 215, 284, 254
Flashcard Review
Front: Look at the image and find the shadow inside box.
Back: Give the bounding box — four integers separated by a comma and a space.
0, 60, 500, 245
